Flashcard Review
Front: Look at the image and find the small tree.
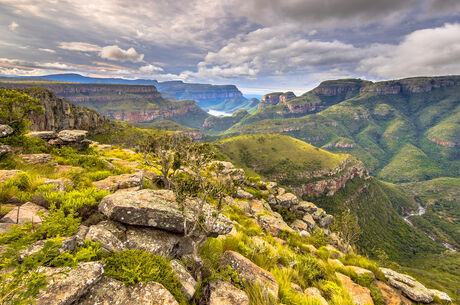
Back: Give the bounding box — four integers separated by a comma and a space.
138, 134, 192, 189
331, 209, 361, 251
174, 143, 237, 281
0, 89, 43, 134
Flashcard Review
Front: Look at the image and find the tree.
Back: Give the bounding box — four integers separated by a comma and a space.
0, 89, 43, 134
331, 209, 361, 251
138, 134, 192, 189
174, 143, 238, 281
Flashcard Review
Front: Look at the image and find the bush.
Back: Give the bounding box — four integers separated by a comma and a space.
293, 255, 326, 287
102, 250, 186, 304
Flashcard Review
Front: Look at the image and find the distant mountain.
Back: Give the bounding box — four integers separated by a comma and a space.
209, 97, 259, 113
29, 73, 245, 109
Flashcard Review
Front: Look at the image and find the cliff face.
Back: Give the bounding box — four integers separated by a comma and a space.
156, 82, 243, 108
360, 76, 460, 95
259, 92, 296, 109
17, 88, 108, 132
312, 79, 370, 97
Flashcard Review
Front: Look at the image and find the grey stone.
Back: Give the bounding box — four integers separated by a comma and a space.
0, 124, 13, 138
171, 259, 197, 300
57, 130, 88, 142
380, 268, 434, 303
204, 280, 249, 305
26, 131, 57, 139
0, 202, 47, 224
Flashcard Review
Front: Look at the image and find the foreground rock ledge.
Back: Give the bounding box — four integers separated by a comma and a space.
99, 189, 233, 236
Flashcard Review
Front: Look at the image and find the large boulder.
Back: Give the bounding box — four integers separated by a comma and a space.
99, 189, 233, 236
57, 130, 88, 142
429, 289, 452, 303
336, 272, 374, 305
236, 188, 254, 200
20, 153, 53, 165
78, 277, 178, 305
85, 222, 127, 252
170, 259, 197, 301
93, 172, 143, 192
269, 192, 299, 210
35, 262, 104, 305
220, 250, 278, 297
0, 125, 14, 138
376, 281, 412, 305
0, 202, 47, 224
380, 268, 434, 303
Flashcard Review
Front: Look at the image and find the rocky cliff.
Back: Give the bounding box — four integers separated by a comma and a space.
360, 76, 460, 95
258, 91, 296, 109
17, 87, 108, 131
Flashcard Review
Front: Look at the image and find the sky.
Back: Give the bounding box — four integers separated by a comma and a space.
1, 0, 460, 95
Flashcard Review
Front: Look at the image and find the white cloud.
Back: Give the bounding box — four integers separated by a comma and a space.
359, 23, 460, 78
38, 48, 56, 53
8, 21, 19, 31
100, 45, 144, 63
139, 64, 164, 73
59, 42, 102, 52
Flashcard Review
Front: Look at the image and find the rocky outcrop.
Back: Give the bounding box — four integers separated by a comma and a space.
19, 153, 53, 165
220, 250, 279, 297
26, 129, 91, 150
376, 281, 412, 305
259, 92, 296, 109
360, 76, 460, 95
93, 172, 143, 192
428, 137, 460, 148
99, 189, 233, 236
380, 267, 436, 303
313, 79, 369, 97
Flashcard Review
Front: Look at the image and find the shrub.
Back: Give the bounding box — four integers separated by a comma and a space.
293, 255, 326, 287
308, 229, 328, 249
32, 207, 80, 239
102, 250, 186, 304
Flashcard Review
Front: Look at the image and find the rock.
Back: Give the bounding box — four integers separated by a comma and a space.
319, 214, 334, 228
290, 219, 308, 231
20, 153, 53, 165
236, 188, 254, 200
0, 169, 22, 183
224, 196, 251, 214
299, 230, 311, 238
312, 208, 326, 221
257, 213, 293, 237
325, 245, 343, 258
220, 250, 278, 297
305, 244, 317, 253
249, 199, 272, 215
44, 179, 67, 192
266, 182, 278, 192
125, 226, 187, 257
336, 272, 374, 305
328, 259, 345, 268
75, 225, 89, 246
376, 281, 410, 305
35, 262, 105, 305
93, 172, 144, 192
0, 144, 12, 158
429, 289, 452, 303
20, 236, 76, 261
0, 202, 47, 224
99, 189, 233, 236
304, 287, 328, 305
211, 161, 245, 183
170, 259, 197, 301
0, 223, 15, 234
302, 214, 318, 232
380, 268, 434, 303
275, 192, 299, 208
85, 222, 126, 252
348, 266, 374, 278
203, 280, 249, 305
26, 131, 57, 139
294, 201, 318, 214
78, 276, 179, 305
0, 124, 14, 138
57, 130, 88, 142
54, 164, 84, 174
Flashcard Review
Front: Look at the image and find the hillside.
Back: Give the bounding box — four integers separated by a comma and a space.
214, 133, 447, 262
0, 78, 210, 129
218, 76, 460, 182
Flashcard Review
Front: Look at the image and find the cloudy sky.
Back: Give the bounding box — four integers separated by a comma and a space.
1, 0, 460, 94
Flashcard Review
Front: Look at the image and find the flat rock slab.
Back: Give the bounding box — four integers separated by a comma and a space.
57, 130, 88, 142
20, 154, 53, 165
93, 172, 143, 192
1, 202, 47, 224
380, 268, 434, 303
0, 169, 22, 184
35, 261, 105, 305
99, 189, 232, 236
79, 277, 178, 305
336, 272, 374, 305
220, 250, 278, 297
204, 280, 249, 305
26, 131, 57, 139
0, 223, 16, 234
